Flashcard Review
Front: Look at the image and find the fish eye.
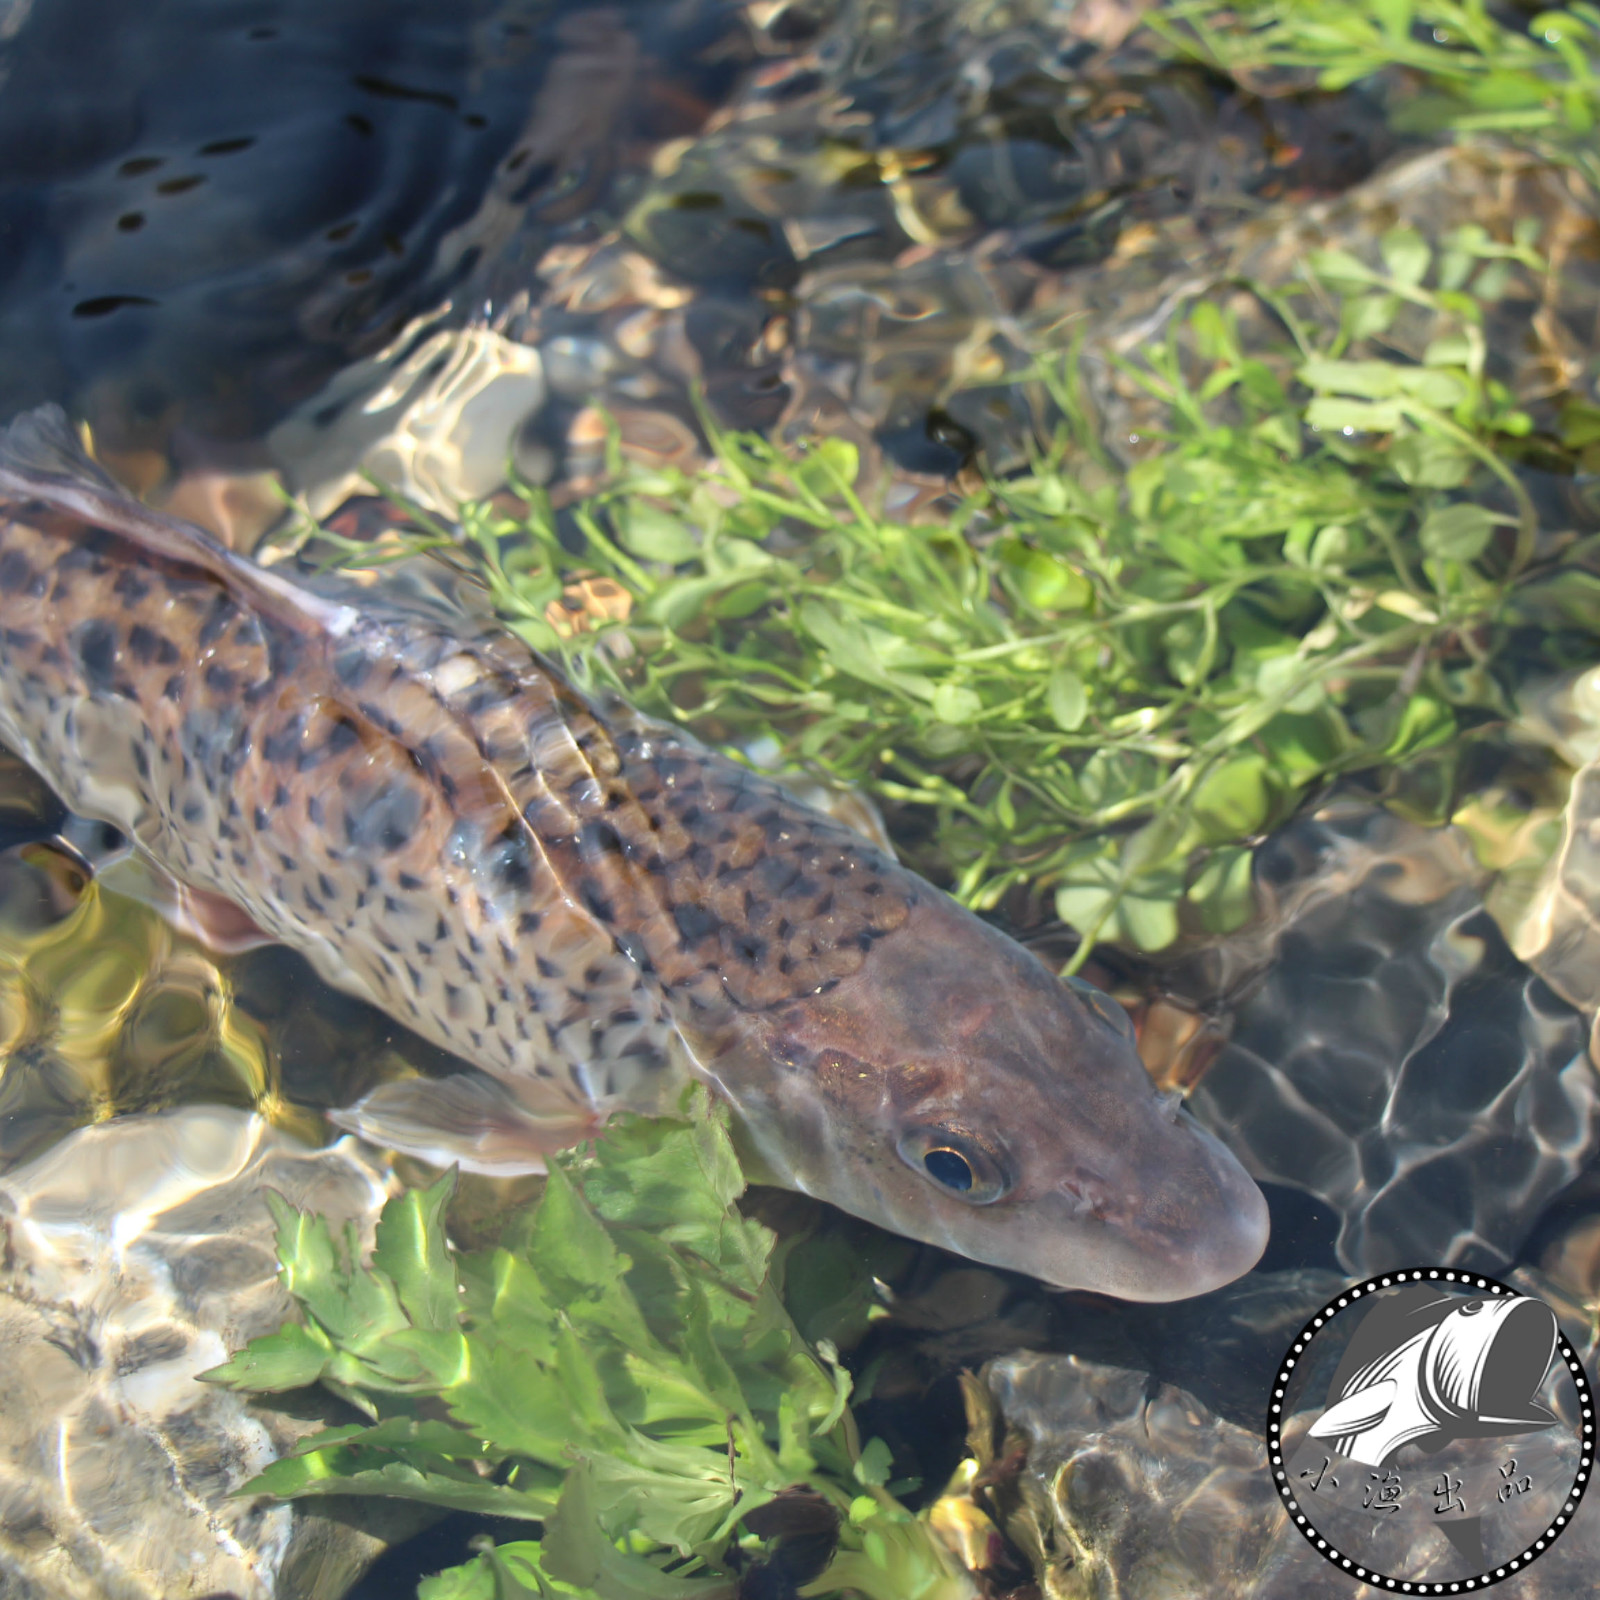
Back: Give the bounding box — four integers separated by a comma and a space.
924, 1147, 973, 1191
1062, 973, 1137, 1042
897, 1125, 1009, 1204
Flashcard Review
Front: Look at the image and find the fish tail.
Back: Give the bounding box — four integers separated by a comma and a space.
0, 404, 353, 637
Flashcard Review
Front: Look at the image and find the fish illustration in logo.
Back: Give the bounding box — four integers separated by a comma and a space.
1308, 1286, 1558, 1470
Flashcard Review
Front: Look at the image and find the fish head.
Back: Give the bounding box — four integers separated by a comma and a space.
696, 886, 1268, 1301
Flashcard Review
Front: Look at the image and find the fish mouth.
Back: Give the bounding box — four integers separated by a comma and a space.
1030, 1112, 1269, 1303
1109, 1112, 1270, 1302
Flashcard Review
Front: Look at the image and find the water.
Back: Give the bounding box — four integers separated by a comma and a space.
3, 1, 1600, 1595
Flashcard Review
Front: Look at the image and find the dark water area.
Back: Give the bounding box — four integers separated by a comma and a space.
0, 0, 749, 457
3, 0, 1600, 1596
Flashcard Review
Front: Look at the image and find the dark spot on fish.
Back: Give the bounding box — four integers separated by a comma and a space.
263, 719, 303, 764
317, 872, 336, 900
302, 887, 324, 913
342, 781, 423, 854
755, 857, 801, 895
127, 624, 173, 665
579, 819, 623, 858
444, 983, 465, 1019
517, 911, 541, 935
673, 903, 719, 944
111, 567, 150, 604
196, 596, 235, 650
457, 951, 475, 977
72, 619, 118, 690
729, 932, 766, 965
132, 744, 149, 779
333, 646, 371, 688
324, 717, 361, 757
398, 872, 424, 891
0, 550, 33, 593
181, 800, 204, 824
306, 796, 324, 825
491, 827, 533, 891
273, 784, 290, 808
266, 632, 302, 678
536, 955, 560, 980
253, 807, 269, 829
204, 664, 236, 694
579, 882, 614, 921
462, 681, 507, 715
814, 892, 834, 917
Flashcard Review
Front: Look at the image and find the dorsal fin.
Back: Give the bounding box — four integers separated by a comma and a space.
0, 404, 356, 639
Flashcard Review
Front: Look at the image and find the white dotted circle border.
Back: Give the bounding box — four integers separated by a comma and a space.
1265, 1269, 1594, 1592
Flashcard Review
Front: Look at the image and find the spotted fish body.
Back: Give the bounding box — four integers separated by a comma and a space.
0, 406, 1268, 1301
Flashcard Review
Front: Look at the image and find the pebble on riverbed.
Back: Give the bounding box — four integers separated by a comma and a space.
0, 1107, 401, 1600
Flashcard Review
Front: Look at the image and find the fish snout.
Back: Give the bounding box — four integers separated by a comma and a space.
1116, 1109, 1270, 1300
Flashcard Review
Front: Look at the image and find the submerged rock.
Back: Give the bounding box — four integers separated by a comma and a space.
0, 1106, 395, 1600
1184, 804, 1600, 1278
973, 1348, 1600, 1600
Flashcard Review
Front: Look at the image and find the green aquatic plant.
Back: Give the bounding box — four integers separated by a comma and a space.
1150, 0, 1600, 157
342, 220, 1600, 970
203, 1090, 974, 1600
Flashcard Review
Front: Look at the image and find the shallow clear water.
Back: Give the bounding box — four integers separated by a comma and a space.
4, 1, 1600, 1596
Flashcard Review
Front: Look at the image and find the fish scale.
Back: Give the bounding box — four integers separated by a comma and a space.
0, 404, 1271, 1301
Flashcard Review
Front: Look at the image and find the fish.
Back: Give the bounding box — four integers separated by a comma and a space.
0, 403, 1268, 1301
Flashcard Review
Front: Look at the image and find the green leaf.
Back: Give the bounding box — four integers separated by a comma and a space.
1187, 846, 1257, 934
1307, 247, 1380, 294
931, 682, 983, 725
1380, 226, 1430, 288
543, 1463, 737, 1596
1419, 503, 1505, 563
620, 503, 702, 565
799, 601, 893, 688
1385, 693, 1455, 758
1391, 434, 1474, 488
198, 1320, 332, 1393
371, 1169, 460, 1334
1191, 754, 1274, 841
1046, 666, 1088, 732
572, 1100, 770, 1291
418, 1557, 502, 1600
241, 1456, 554, 1519
1305, 396, 1405, 433
854, 1437, 895, 1488
997, 541, 1093, 612
793, 436, 860, 498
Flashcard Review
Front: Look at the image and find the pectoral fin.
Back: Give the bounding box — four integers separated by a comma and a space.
99, 852, 276, 955
329, 1073, 604, 1176
1307, 1380, 1398, 1440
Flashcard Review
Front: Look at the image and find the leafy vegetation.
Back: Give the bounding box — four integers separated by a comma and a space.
324, 222, 1598, 968
205, 1091, 973, 1600
1152, 0, 1600, 159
